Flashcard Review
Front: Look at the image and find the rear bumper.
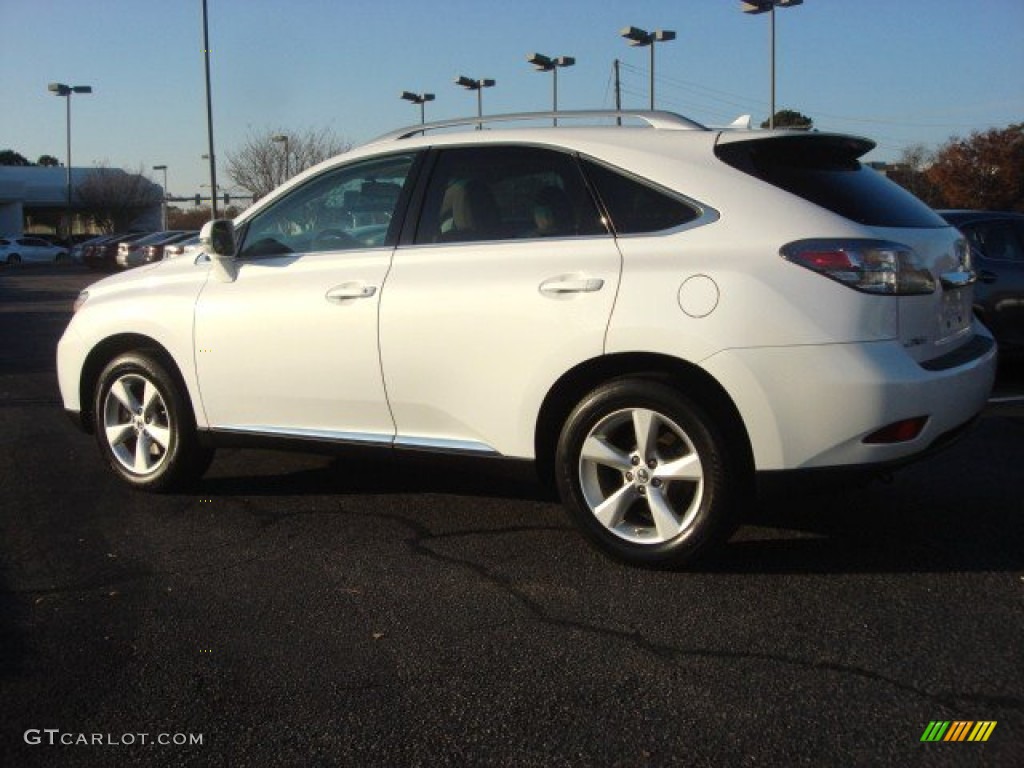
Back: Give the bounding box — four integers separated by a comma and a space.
701, 327, 997, 471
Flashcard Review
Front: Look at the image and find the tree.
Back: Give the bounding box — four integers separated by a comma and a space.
37, 155, 61, 167
225, 126, 351, 201
167, 205, 242, 230
925, 124, 1024, 212
885, 143, 942, 206
75, 164, 163, 232
760, 109, 813, 130
0, 149, 31, 166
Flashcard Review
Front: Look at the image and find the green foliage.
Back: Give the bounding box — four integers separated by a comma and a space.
760, 109, 813, 130
0, 149, 32, 166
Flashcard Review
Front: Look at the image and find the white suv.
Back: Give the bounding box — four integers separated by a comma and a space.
57, 111, 996, 567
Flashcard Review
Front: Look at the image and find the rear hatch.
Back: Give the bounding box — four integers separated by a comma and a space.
715, 132, 974, 364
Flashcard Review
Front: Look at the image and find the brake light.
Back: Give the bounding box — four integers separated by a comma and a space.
781, 239, 936, 295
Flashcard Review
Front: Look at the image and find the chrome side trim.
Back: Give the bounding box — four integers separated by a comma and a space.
394, 435, 500, 456
220, 425, 393, 445
212, 425, 500, 456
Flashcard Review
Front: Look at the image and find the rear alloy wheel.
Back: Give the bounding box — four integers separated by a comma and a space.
95, 352, 212, 491
556, 379, 741, 568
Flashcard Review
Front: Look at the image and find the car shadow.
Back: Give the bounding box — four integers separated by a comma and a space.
194, 409, 1023, 576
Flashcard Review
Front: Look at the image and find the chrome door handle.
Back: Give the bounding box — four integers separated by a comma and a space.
326, 283, 377, 302
539, 276, 605, 296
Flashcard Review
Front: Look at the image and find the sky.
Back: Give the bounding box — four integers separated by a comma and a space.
2, 0, 1022, 199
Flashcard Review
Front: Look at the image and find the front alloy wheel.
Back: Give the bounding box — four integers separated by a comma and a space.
94, 352, 212, 491
556, 379, 741, 568
102, 372, 173, 476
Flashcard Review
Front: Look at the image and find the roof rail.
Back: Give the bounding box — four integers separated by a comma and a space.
369, 110, 708, 143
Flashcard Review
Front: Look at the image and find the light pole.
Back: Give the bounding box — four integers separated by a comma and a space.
454, 76, 495, 129
526, 53, 575, 125
47, 82, 92, 239
201, 0, 218, 218
741, 0, 803, 129
400, 91, 435, 124
271, 134, 290, 183
152, 165, 168, 230
619, 26, 675, 110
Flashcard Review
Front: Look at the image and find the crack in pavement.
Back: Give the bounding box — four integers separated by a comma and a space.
345, 506, 1024, 714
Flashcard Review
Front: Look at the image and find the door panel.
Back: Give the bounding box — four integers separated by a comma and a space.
193, 152, 420, 441
195, 250, 394, 439
380, 145, 620, 458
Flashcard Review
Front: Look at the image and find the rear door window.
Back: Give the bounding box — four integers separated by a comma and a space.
413, 146, 607, 244
716, 135, 947, 228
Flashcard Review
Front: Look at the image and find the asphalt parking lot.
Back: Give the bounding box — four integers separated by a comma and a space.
1, 264, 1021, 767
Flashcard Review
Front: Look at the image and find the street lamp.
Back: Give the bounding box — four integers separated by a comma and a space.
47, 82, 92, 239
271, 134, 290, 182
619, 26, 675, 110
454, 76, 496, 129
201, 0, 218, 219
400, 91, 435, 124
741, 0, 803, 129
153, 165, 168, 230
526, 53, 575, 125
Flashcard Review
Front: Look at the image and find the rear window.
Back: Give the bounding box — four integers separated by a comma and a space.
716, 136, 947, 228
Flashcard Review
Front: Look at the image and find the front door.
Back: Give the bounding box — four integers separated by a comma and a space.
194, 152, 420, 444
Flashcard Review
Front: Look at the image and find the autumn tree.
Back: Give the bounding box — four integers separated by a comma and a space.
75, 164, 163, 232
925, 124, 1024, 211
225, 127, 351, 201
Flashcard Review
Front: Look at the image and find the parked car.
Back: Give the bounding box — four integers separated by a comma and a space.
83, 232, 148, 271
938, 210, 1024, 355
72, 234, 116, 265
140, 231, 197, 265
0, 235, 69, 264
162, 234, 202, 260
116, 231, 195, 269
57, 110, 996, 568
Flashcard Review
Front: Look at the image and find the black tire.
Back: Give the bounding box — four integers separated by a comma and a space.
7, 253, 21, 264
555, 378, 744, 568
94, 352, 213, 491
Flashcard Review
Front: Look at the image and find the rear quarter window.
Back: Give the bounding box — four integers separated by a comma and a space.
582, 159, 701, 234
716, 135, 947, 228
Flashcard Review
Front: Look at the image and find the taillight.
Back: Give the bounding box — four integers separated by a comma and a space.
781, 239, 936, 295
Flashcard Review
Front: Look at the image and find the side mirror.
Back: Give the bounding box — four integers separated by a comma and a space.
199, 219, 236, 258
199, 219, 238, 283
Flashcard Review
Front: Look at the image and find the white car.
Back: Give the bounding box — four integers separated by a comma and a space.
1, 235, 69, 264
57, 110, 996, 567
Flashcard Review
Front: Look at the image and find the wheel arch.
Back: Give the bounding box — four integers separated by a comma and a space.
534, 352, 754, 489
78, 334, 195, 433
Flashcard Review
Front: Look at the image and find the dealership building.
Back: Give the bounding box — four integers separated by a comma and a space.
0, 165, 161, 235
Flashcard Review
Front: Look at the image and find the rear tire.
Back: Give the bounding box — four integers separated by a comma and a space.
555, 378, 743, 568
94, 352, 213, 491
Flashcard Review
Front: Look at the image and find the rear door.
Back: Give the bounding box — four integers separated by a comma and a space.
379, 145, 621, 458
